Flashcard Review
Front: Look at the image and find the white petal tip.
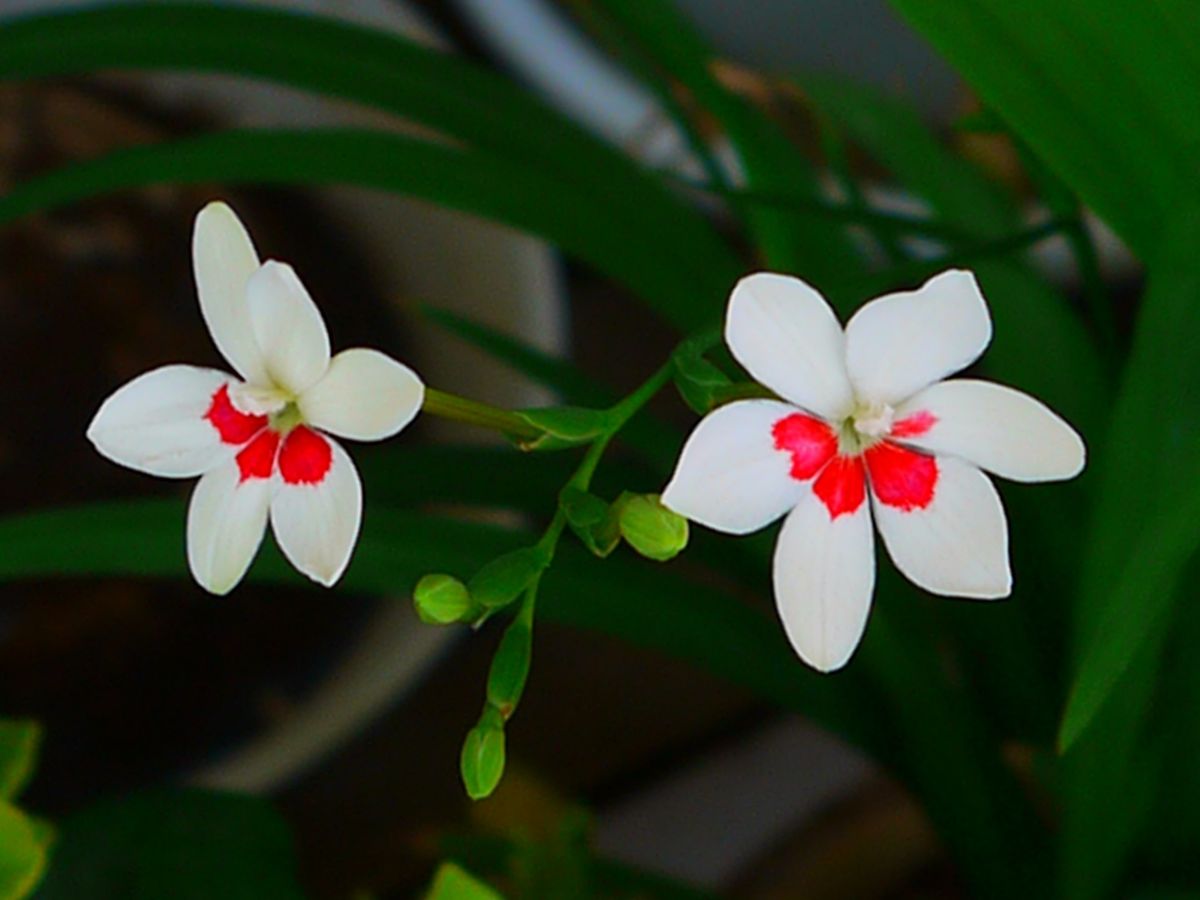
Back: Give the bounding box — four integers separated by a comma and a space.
804, 652, 852, 674
302, 566, 343, 589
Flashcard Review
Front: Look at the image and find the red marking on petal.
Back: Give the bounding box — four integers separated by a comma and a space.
206, 384, 268, 445
891, 410, 937, 439
236, 429, 280, 482
813, 455, 866, 519
278, 427, 333, 486
865, 441, 937, 511
772, 413, 838, 481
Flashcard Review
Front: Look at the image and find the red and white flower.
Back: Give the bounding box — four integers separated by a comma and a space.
662, 271, 1084, 672
87, 202, 424, 594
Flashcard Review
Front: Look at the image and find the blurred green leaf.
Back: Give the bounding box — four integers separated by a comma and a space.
421, 311, 678, 469
440, 831, 715, 900
422, 308, 609, 408
591, 0, 863, 286
0, 499, 891, 768
414, 574, 477, 626
888, 0, 1200, 259
425, 863, 503, 900
0, 723, 39, 802
0, 3, 741, 320
0, 129, 724, 333
1061, 207, 1200, 748
32, 790, 304, 900
0, 804, 46, 900
1056, 207, 1200, 897
469, 549, 547, 610
511, 407, 608, 451
616, 494, 689, 562
1140, 556, 1200, 885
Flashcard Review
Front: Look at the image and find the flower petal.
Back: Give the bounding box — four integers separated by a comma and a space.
845, 269, 992, 405
872, 455, 1011, 599
193, 202, 267, 384
246, 261, 331, 395
270, 430, 362, 587
894, 379, 1085, 483
186, 459, 273, 595
298, 349, 424, 442
725, 273, 854, 420
773, 484, 875, 672
87, 365, 244, 478
662, 399, 808, 535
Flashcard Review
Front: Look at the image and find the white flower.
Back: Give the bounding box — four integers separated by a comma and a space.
662, 270, 1085, 672
87, 202, 424, 595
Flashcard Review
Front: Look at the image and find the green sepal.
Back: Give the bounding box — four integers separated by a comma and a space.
468, 548, 547, 610
460, 707, 506, 802
413, 574, 478, 625
672, 351, 731, 414
559, 487, 621, 558
509, 407, 608, 451
617, 493, 689, 562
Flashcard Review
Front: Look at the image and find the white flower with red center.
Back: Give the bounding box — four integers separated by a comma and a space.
87, 202, 424, 595
662, 270, 1085, 672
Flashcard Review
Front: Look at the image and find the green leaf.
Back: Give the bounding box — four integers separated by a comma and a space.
0, 804, 46, 900
510, 407, 609, 451
0, 129, 724, 334
32, 789, 305, 900
559, 487, 621, 559
592, 0, 863, 284
0, 498, 892, 766
422, 307, 610, 408
1061, 206, 1200, 749
460, 714, 506, 803
0, 723, 40, 802
425, 863, 504, 900
414, 575, 477, 626
888, 0, 1200, 259
0, 3, 741, 321
468, 549, 546, 610
617, 494, 689, 562
1056, 207, 1200, 897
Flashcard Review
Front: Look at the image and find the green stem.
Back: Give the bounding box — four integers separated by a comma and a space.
422, 388, 542, 440
856, 216, 1075, 295
671, 174, 976, 242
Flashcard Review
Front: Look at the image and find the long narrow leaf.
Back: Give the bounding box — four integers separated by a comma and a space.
0, 499, 890, 769
0, 2, 742, 304
889, 0, 1200, 258
1057, 207, 1200, 897
0, 129, 724, 331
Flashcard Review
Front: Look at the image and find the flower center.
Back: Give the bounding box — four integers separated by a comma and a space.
229, 382, 291, 416
269, 402, 304, 435
835, 401, 895, 453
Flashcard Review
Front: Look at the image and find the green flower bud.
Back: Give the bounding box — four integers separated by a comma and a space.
413, 574, 474, 625
619, 493, 689, 562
